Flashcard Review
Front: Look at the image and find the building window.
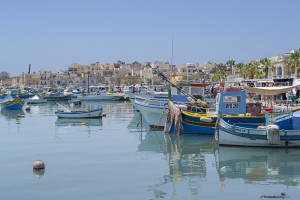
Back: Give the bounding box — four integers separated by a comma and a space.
277, 66, 282, 77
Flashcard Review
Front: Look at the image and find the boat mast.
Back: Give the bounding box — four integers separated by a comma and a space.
170, 35, 174, 78
87, 67, 90, 95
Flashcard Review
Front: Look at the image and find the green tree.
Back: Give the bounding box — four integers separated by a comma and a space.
226, 60, 235, 75
259, 58, 271, 78
287, 52, 300, 77
235, 63, 247, 79
246, 61, 260, 79
211, 63, 228, 82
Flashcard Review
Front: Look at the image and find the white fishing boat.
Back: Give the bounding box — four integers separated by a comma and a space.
55, 107, 103, 118
217, 85, 300, 147
26, 94, 47, 104
134, 96, 169, 128
217, 117, 300, 147
78, 93, 124, 101
134, 68, 206, 128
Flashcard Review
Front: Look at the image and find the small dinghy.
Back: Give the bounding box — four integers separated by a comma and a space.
55, 103, 103, 118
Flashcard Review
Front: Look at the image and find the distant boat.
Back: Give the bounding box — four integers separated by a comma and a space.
78, 93, 123, 101
55, 103, 103, 118
68, 99, 81, 106
26, 95, 47, 104
42, 93, 72, 101
0, 94, 24, 110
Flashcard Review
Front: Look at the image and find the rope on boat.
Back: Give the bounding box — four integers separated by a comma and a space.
151, 107, 166, 131
164, 100, 182, 134
56, 102, 71, 112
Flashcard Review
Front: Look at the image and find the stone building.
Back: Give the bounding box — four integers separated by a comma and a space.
270, 54, 290, 79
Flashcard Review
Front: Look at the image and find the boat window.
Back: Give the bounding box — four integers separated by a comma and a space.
226, 103, 239, 108
223, 96, 241, 103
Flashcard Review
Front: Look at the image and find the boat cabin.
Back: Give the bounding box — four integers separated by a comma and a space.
216, 90, 261, 116
170, 80, 205, 100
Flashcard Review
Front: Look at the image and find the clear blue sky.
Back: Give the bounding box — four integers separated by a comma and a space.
1, 0, 300, 76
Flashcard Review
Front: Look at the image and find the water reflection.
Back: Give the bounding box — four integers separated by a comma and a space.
215, 147, 300, 186
33, 169, 45, 177
80, 101, 133, 116
55, 118, 103, 127
1, 108, 25, 120
164, 134, 215, 179
138, 130, 217, 197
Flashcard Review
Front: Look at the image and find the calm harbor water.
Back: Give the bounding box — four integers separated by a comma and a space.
1, 101, 300, 200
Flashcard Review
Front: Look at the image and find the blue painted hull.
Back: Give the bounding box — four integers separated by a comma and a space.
168, 110, 266, 135
3, 102, 24, 110
169, 120, 215, 134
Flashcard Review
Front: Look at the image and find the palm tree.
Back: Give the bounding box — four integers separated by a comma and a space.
211, 64, 228, 82
259, 58, 271, 78
287, 52, 300, 77
271, 64, 276, 78
247, 61, 260, 79
226, 60, 235, 75
235, 63, 247, 78
288, 51, 300, 78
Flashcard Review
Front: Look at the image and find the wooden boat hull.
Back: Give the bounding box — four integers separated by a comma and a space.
168, 110, 265, 134
134, 98, 168, 127
1, 98, 24, 110
42, 95, 71, 101
27, 99, 47, 104
78, 94, 122, 101
218, 118, 300, 147
55, 108, 103, 118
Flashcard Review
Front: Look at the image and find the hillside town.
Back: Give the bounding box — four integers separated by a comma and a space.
0, 48, 300, 89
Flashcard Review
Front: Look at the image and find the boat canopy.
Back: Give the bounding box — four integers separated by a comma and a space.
244, 85, 299, 96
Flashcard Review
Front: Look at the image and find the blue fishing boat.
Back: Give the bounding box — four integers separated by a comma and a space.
0, 94, 25, 110
166, 90, 265, 135
217, 114, 300, 147
216, 85, 300, 147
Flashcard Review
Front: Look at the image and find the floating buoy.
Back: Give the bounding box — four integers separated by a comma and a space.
81, 122, 87, 126
33, 160, 45, 170
25, 105, 30, 110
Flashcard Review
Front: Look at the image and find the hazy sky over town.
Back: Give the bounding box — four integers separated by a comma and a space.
1, 0, 300, 76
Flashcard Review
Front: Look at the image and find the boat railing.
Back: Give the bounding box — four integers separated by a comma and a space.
135, 96, 168, 107
220, 117, 300, 139
220, 118, 267, 135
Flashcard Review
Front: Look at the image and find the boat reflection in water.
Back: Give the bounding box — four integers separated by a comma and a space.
137, 130, 216, 196
0, 108, 25, 120
55, 118, 103, 127
215, 146, 300, 186
164, 134, 215, 179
